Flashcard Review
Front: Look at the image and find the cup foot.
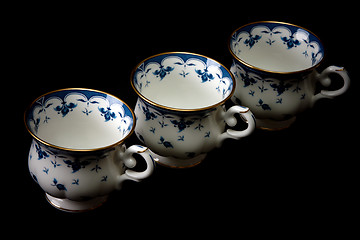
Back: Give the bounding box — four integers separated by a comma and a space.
256, 117, 296, 131
45, 193, 108, 212
149, 150, 206, 168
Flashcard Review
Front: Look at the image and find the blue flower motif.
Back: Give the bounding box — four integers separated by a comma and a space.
170, 119, 195, 132
51, 178, 67, 191
153, 65, 174, 80
51, 160, 61, 168
35, 143, 49, 160
270, 81, 293, 96
43, 167, 49, 174
194, 123, 204, 131
54, 101, 77, 117
158, 136, 173, 148
281, 35, 301, 49
142, 106, 157, 121
195, 67, 214, 83
98, 107, 117, 122
256, 99, 271, 111
63, 159, 91, 173
244, 34, 262, 48
91, 164, 102, 173
239, 71, 258, 87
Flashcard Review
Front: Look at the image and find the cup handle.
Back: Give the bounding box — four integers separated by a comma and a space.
116, 145, 155, 190
311, 66, 350, 107
216, 105, 256, 147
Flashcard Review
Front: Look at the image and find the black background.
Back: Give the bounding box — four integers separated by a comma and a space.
11, 3, 356, 236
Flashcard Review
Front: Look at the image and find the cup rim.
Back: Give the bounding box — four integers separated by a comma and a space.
24, 88, 136, 152
228, 21, 325, 75
130, 51, 236, 112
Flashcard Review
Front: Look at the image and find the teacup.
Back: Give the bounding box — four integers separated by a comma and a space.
131, 52, 256, 168
25, 88, 155, 212
229, 21, 350, 130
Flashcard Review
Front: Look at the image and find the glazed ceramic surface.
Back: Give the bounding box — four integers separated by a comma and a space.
131, 52, 255, 168
25, 89, 155, 212
229, 21, 350, 130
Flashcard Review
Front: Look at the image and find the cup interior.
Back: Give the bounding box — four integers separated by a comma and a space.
229, 21, 324, 73
132, 52, 234, 110
25, 89, 134, 150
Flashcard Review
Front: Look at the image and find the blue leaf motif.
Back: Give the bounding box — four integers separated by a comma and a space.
239, 72, 258, 87
35, 143, 49, 160
256, 99, 271, 111
142, 106, 157, 121
170, 119, 195, 132
281, 35, 301, 49
244, 34, 262, 48
195, 67, 214, 83
153, 65, 174, 80
158, 136, 173, 148
270, 82, 293, 96
98, 107, 117, 122
63, 159, 91, 173
54, 101, 77, 117
51, 178, 67, 191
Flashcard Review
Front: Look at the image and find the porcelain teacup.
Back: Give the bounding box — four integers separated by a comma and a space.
229, 21, 350, 130
131, 52, 256, 168
25, 88, 155, 212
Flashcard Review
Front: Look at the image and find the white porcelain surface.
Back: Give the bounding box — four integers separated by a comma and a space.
131, 52, 256, 168
230, 22, 323, 73
229, 22, 350, 130
25, 89, 155, 212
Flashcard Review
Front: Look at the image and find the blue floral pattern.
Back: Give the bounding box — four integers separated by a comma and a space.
195, 67, 215, 83
281, 35, 301, 49
230, 22, 324, 70
54, 101, 77, 117
153, 65, 174, 80
244, 34, 262, 48
134, 98, 217, 159
26, 89, 134, 137
229, 22, 326, 122
231, 62, 309, 120
133, 53, 233, 101
28, 140, 120, 200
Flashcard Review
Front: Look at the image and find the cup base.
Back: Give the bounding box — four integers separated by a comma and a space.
256, 117, 296, 131
149, 150, 206, 168
45, 193, 108, 212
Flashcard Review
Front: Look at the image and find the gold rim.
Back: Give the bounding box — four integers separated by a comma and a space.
130, 51, 236, 112
24, 88, 136, 152
228, 21, 325, 75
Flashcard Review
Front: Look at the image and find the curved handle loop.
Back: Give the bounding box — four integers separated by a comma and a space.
216, 105, 256, 147
311, 66, 350, 107
116, 145, 155, 190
